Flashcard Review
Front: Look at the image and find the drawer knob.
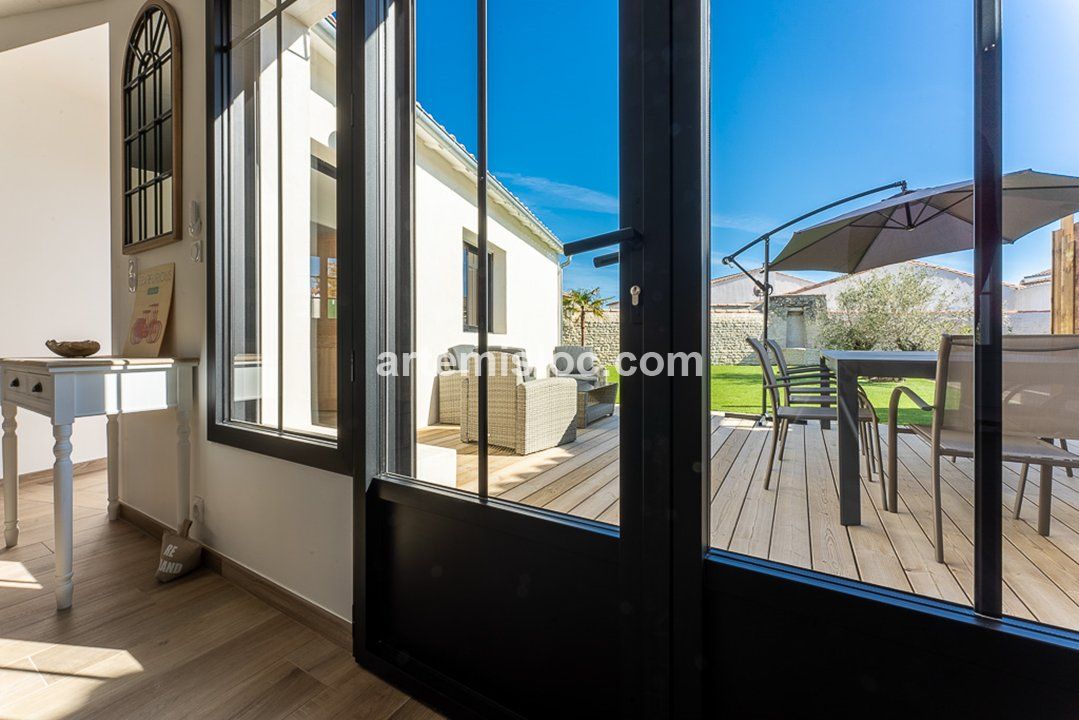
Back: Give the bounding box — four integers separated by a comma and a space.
9, 378, 18, 388
31, 382, 43, 394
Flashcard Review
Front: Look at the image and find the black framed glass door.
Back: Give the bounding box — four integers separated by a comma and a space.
700, 0, 1078, 716
351, 0, 703, 716
351, 1, 1078, 717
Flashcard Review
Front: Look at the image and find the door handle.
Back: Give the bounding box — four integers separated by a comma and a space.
563, 227, 644, 325
562, 227, 641, 256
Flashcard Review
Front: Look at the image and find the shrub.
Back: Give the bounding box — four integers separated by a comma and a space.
820, 267, 971, 352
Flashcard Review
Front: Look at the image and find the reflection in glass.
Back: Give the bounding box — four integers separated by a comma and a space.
230, 0, 274, 42
220, 6, 340, 438
282, 9, 339, 436
225, 22, 277, 427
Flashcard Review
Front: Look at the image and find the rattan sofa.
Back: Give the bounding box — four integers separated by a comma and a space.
436, 344, 475, 424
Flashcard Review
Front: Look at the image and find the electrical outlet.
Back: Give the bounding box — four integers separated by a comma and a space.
192, 496, 205, 524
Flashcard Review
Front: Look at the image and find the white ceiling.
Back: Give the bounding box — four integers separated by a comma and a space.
0, 0, 100, 20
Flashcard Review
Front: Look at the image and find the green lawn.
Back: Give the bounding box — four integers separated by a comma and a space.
605, 364, 934, 425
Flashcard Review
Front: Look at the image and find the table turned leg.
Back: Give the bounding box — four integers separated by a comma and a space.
176, 368, 193, 528
2, 402, 18, 547
106, 413, 120, 520
52, 422, 74, 610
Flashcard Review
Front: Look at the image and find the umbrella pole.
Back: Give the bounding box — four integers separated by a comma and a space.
761, 237, 770, 425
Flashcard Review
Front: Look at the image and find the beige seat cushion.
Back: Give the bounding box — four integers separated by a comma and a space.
908, 425, 1079, 467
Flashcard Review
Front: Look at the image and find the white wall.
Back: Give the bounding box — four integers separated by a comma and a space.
1005, 310, 1051, 334
0, 24, 111, 474
709, 270, 810, 306
413, 145, 562, 428
1011, 281, 1050, 313
0, 0, 353, 621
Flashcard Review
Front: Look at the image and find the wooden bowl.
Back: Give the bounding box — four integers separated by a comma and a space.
45, 340, 101, 358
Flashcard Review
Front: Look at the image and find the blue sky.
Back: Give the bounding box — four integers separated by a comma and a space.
417, 0, 1079, 300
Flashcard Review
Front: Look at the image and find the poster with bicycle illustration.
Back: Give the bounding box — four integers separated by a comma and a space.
123, 263, 174, 357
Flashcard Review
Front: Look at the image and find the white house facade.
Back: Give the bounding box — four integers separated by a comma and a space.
709, 267, 812, 307
413, 107, 563, 428
1006, 268, 1052, 333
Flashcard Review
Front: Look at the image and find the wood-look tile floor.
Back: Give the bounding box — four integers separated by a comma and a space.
419, 412, 1079, 633
0, 470, 440, 720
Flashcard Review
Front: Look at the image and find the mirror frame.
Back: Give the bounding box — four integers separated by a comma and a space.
121, 0, 183, 254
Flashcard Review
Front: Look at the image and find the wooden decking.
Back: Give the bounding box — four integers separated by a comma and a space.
418, 413, 1079, 633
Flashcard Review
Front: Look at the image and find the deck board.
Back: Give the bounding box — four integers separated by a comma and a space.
417, 414, 1079, 633
768, 423, 812, 570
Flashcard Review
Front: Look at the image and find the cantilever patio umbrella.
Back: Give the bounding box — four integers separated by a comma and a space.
724, 169, 1079, 419
770, 170, 1079, 274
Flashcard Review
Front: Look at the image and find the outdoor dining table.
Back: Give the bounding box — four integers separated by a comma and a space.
820, 350, 938, 526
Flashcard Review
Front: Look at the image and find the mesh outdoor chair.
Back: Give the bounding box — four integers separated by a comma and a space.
766, 339, 884, 477
886, 334, 1079, 563
764, 338, 840, 407
766, 339, 832, 380
460, 351, 578, 455
747, 338, 883, 491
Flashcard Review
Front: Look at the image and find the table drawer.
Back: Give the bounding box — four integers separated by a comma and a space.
2, 370, 53, 405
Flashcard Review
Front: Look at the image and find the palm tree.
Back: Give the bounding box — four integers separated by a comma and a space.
563, 288, 610, 346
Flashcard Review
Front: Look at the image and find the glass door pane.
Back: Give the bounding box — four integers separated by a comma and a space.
1000, 0, 1079, 633
400, 0, 481, 489
707, 0, 975, 607
394, 0, 621, 522
484, 0, 620, 521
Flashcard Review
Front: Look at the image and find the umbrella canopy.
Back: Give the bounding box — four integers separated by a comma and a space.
769, 170, 1079, 273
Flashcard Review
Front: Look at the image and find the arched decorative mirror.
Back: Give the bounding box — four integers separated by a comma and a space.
122, 0, 182, 254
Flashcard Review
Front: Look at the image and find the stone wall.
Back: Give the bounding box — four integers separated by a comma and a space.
561, 311, 621, 364
561, 308, 764, 365
708, 310, 764, 364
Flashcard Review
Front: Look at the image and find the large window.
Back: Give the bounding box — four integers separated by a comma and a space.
209, 0, 348, 470
462, 242, 492, 332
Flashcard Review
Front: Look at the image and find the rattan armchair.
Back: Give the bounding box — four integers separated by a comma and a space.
548, 345, 606, 390
460, 351, 577, 455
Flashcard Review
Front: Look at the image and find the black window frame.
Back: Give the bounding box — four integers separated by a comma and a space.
206, 0, 354, 475
461, 241, 494, 333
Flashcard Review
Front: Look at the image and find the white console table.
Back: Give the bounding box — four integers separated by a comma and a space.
0, 357, 197, 609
